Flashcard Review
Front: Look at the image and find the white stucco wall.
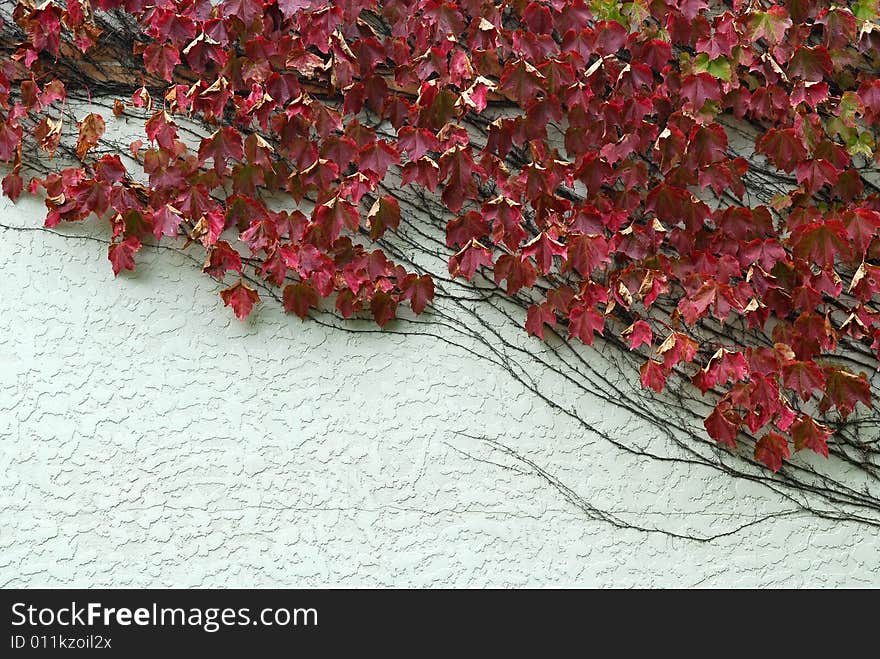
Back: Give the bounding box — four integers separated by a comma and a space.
2, 192, 879, 588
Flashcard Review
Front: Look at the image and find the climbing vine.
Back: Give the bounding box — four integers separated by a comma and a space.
1, 0, 879, 473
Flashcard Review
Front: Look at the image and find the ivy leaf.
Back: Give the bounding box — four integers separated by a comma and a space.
525, 303, 556, 340
640, 359, 667, 393
107, 236, 141, 276
694, 54, 732, 82
283, 282, 319, 320
203, 241, 242, 280
704, 403, 740, 448
754, 432, 790, 472
367, 195, 400, 241
680, 73, 721, 112
448, 240, 493, 280
370, 290, 398, 327
791, 415, 831, 457
821, 368, 871, 419
781, 360, 826, 401
623, 320, 653, 350
143, 43, 180, 81
787, 46, 833, 82
75, 113, 105, 160
789, 220, 850, 267
755, 129, 807, 174
151, 204, 182, 240
568, 305, 604, 345
748, 7, 792, 42
400, 274, 434, 315
221, 280, 260, 321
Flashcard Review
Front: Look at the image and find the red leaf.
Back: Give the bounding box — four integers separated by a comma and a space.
525, 303, 556, 340
107, 236, 141, 276
151, 204, 182, 240
787, 46, 833, 82
704, 403, 740, 448
203, 241, 242, 280
2, 171, 23, 202
493, 254, 536, 295
76, 113, 105, 160
623, 320, 652, 350
791, 415, 831, 457
821, 368, 871, 419
283, 282, 319, 320
566, 234, 609, 278
680, 73, 721, 112
795, 159, 839, 195
220, 280, 260, 320
448, 240, 493, 280
370, 290, 398, 327
755, 128, 807, 173
640, 359, 667, 393
400, 274, 434, 315
522, 232, 566, 274
844, 209, 880, 257
367, 195, 400, 240
789, 220, 850, 267
143, 43, 180, 81
568, 305, 604, 345
781, 360, 826, 401
754, 432, 790, 472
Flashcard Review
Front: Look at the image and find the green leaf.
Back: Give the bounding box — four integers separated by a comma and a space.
694, 54, 732, 81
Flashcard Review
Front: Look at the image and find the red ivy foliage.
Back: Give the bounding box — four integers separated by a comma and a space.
1, 0, 879, 471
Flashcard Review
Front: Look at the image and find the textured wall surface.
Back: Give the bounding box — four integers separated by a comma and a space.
2, 193, 879, 588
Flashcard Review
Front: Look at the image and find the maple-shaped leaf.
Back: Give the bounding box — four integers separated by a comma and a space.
781, 360, 826, 401
400, 274, 434, 315
748, 7, 792, 42
791, 415, 831, 457
687, 123, 728, 167
221, 0, 265, 25
370, 290, 398, 327
220, 280, 260, 321
107, 236, 141, 276
367, 195, 400, 241
623, 320, 652, 350
199, 127, 244, 175
525, 303, 556, 340
277, 0, 315, 19
359, 140, 399, 179
0, 120, 22, 162
755, 128, 807, 173
787, 46, 833, 82
658, 332, 699, 369
821, 368, 871, 419
2, 171, 23, 202
704, 403, 740, 448
203, 241, 242, 280
640, 359, 667, 393
493, 254, 536, 295
143, 43, 180, 81
448, 240, 493, 280
795, 159, 839, 195
844, 209, 880, 257
754, 432, 791, 472
283, 282, 319, 320
680, 73, 721, 112
151, 204, 182, 240
499, 59, 545, 102
566, 233, 610, 278
76, 113, 105, 160
789, 220, 850, 267
522, 232, 566, 274
568, 305, 604, 345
